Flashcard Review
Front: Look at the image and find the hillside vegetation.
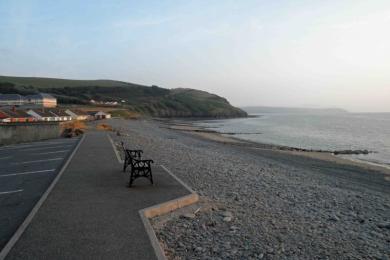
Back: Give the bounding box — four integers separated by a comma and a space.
0, 76, 247, 118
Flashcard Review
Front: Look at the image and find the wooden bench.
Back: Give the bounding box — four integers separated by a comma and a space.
121, 142, 154, 187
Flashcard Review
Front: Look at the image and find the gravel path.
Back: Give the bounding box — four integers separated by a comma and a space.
109, 119, 390, 260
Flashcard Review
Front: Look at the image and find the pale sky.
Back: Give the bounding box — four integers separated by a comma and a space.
0, 0, 389, 112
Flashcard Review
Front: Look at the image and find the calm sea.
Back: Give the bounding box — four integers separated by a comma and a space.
194, 113, 390, 168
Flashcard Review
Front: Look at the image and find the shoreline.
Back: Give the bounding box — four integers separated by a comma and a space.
158, 119, 390, 176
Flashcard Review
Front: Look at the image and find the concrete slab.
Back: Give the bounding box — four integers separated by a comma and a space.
4, 131, 191, 260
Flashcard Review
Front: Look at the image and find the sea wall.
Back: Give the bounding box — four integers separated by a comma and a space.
0, 123, 61, 146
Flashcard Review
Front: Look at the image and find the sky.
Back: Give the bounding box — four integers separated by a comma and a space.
0, 0, 389, 112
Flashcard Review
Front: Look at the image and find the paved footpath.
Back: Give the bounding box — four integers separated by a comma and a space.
5, 131, 189, 260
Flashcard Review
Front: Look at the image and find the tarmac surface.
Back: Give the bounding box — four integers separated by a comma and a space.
4, 131, 189, 260
0, 138, 80, 250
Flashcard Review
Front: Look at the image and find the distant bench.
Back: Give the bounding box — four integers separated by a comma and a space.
121, 142, 154, 187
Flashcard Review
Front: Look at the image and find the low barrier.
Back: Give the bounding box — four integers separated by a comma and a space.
0, 122, 61, 145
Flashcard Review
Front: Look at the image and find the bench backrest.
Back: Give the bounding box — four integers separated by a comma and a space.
121, 141, 142, 160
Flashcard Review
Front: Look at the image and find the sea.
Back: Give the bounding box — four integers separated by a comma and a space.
193, 112, 390, 169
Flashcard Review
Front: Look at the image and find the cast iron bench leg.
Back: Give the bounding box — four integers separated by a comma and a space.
128, 161, 154, 187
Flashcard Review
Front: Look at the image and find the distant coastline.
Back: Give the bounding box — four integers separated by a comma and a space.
241, 106, 348, 114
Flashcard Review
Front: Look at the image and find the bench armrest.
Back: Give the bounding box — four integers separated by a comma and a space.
132, 158, 154, 167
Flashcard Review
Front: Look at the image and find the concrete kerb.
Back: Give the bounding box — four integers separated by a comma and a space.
0, 135, 85, 260
139, 173, 199, 260
107, 133, 200, 260
107, 133, 123, 163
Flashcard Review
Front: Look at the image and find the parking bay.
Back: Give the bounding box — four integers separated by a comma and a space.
0, 138, 80, 250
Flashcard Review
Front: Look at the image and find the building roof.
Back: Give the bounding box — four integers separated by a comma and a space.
30, 109, 55, 117
48, 109, 69, 117
14, 110, 32, 118
67, 109, 89, 116
0, 109, 9, 119
0, 109, 32, 118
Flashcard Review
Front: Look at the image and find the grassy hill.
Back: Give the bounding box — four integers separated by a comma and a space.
0, 76, 135, 88
0, 76, 247, 118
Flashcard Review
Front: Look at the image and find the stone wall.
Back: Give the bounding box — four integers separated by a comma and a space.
0, 123, 61, 145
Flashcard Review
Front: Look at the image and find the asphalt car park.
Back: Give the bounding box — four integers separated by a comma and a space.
0, 137, 80, 250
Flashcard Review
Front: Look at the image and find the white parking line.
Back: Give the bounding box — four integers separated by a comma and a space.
23, 145, 73, 151
0, 189, 23, 195
0, 141, 77, 151
34, 150, 69, 155
47, 140, 78, 143
0, 145, 34, 150
0, 143, 56, 151
0, 169, 56, 177
11, 158, 63, 165
32, 140, 77, 146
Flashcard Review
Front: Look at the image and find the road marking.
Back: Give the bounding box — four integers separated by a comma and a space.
0, 139, 78, 151
35, 141, 77, 146
0, 144, 34, 150
0, 143, 60, 151
0, 169, 56, 177
48, 139, 78, 143
23, 145, 73, 151
0, 156, 12, 160
0, 144, 73, 152
0, 189, 23, 195
34, 150, 69, 155
11, 158, 63, 165
0, 140, 77, 153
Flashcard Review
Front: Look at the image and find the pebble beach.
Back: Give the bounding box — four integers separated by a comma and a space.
109, 118, 390, 260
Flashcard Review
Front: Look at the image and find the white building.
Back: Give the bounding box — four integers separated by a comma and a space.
93, 111, 111, 120
27, 109, 58, 121
65, 109, 90, 121
48, 109, 72, 121
25, 93, 57, 108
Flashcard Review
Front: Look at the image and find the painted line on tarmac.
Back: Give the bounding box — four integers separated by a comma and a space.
0, 189, 23, 196
34, 150, 69, 155
0, 145, 35, 150
0, 139, 78, 151
23, 145, 73, 151
0, 134, 85, 260
11, 158, 63, 165
0, 156, 12, 160
0, 169, 56, 178
32, 141, 77, 146
0, 143, 65, 151
48, 139, 78, 143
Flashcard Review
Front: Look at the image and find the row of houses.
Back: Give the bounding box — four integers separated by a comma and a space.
0, 108, 111, 123
0, 93, 57, 108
